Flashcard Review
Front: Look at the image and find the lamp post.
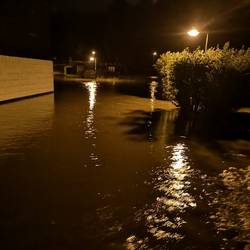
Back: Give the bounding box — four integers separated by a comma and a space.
89, 56, 96, 77
152, 51, 157, 65
204, 33, 209, 52
89, 50, 97, 74
89, 57, 96, 72
187, 28, 209, 51
92, 51, 97, 72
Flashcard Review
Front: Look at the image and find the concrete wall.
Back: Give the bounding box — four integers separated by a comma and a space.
0, 55, 54, 102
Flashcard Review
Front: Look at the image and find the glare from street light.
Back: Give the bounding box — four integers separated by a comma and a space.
92, 51, 96, 55
187, 28, 200, 37
89, 57, 95, 61
153, 52, 157, 56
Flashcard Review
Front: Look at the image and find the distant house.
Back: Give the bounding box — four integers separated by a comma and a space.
53, 58, 123, 78
99, 63, 122, 76
107, 64, 116, 73
54, 59, 87, 76
70, 60, 85, 75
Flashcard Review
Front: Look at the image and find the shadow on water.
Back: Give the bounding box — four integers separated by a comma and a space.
119, 109, 178, 142
174, 111, 250, 140
118, 107, 250, 142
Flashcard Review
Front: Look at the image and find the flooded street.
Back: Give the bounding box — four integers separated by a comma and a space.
0, 80, 249, 250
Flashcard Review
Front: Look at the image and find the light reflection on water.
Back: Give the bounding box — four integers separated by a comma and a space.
207, 165, 250, 249
149, 81, 157, 112
85, 81, 97, 134
86, 81, 97, 112
156, 143, 196, 213
149, 143, 196, 238
148, 81, 158, 142
126, 142, 197, 248
82, 81, 101, 167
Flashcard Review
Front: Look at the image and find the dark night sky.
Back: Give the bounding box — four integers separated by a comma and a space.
52, 0, 140, 11
0, 0, 249, 72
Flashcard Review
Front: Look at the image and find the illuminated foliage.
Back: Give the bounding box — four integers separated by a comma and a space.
156, 43, 250, 112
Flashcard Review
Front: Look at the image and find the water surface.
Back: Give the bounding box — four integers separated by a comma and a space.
0, 80, 249, 250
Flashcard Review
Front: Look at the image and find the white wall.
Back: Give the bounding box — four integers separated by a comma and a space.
0, 55, 54, 102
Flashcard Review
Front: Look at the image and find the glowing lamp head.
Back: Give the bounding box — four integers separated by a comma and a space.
89, 57, 95, 61
187, 28, 200, 37
92, 51, 96, 55
153, 52, 157, 56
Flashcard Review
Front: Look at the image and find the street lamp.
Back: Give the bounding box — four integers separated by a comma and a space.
92, 51, 97, 73
89, 55, 97, 73
152, 51, 157, 64
187, 28, 209, 51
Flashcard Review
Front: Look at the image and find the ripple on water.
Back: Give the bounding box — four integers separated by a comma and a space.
126, 143, 198, 248
207, 165, 250, 249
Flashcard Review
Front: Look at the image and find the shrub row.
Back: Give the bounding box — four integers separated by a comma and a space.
155, 43, 250, 113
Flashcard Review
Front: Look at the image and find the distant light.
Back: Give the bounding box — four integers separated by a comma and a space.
92, 51, 96, 55
153, 52, 157, 56
187, 28, 200, 37
89, 57, 95, 61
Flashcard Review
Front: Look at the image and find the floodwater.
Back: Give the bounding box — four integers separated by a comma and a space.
0, 80, 249, 250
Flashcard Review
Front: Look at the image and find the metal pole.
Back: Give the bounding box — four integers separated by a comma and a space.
152, 52, 157, 66
205, 33, 209, 52
94, 58, 97, 77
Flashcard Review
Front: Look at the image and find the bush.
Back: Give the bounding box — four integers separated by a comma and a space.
155, 43, 250, 113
